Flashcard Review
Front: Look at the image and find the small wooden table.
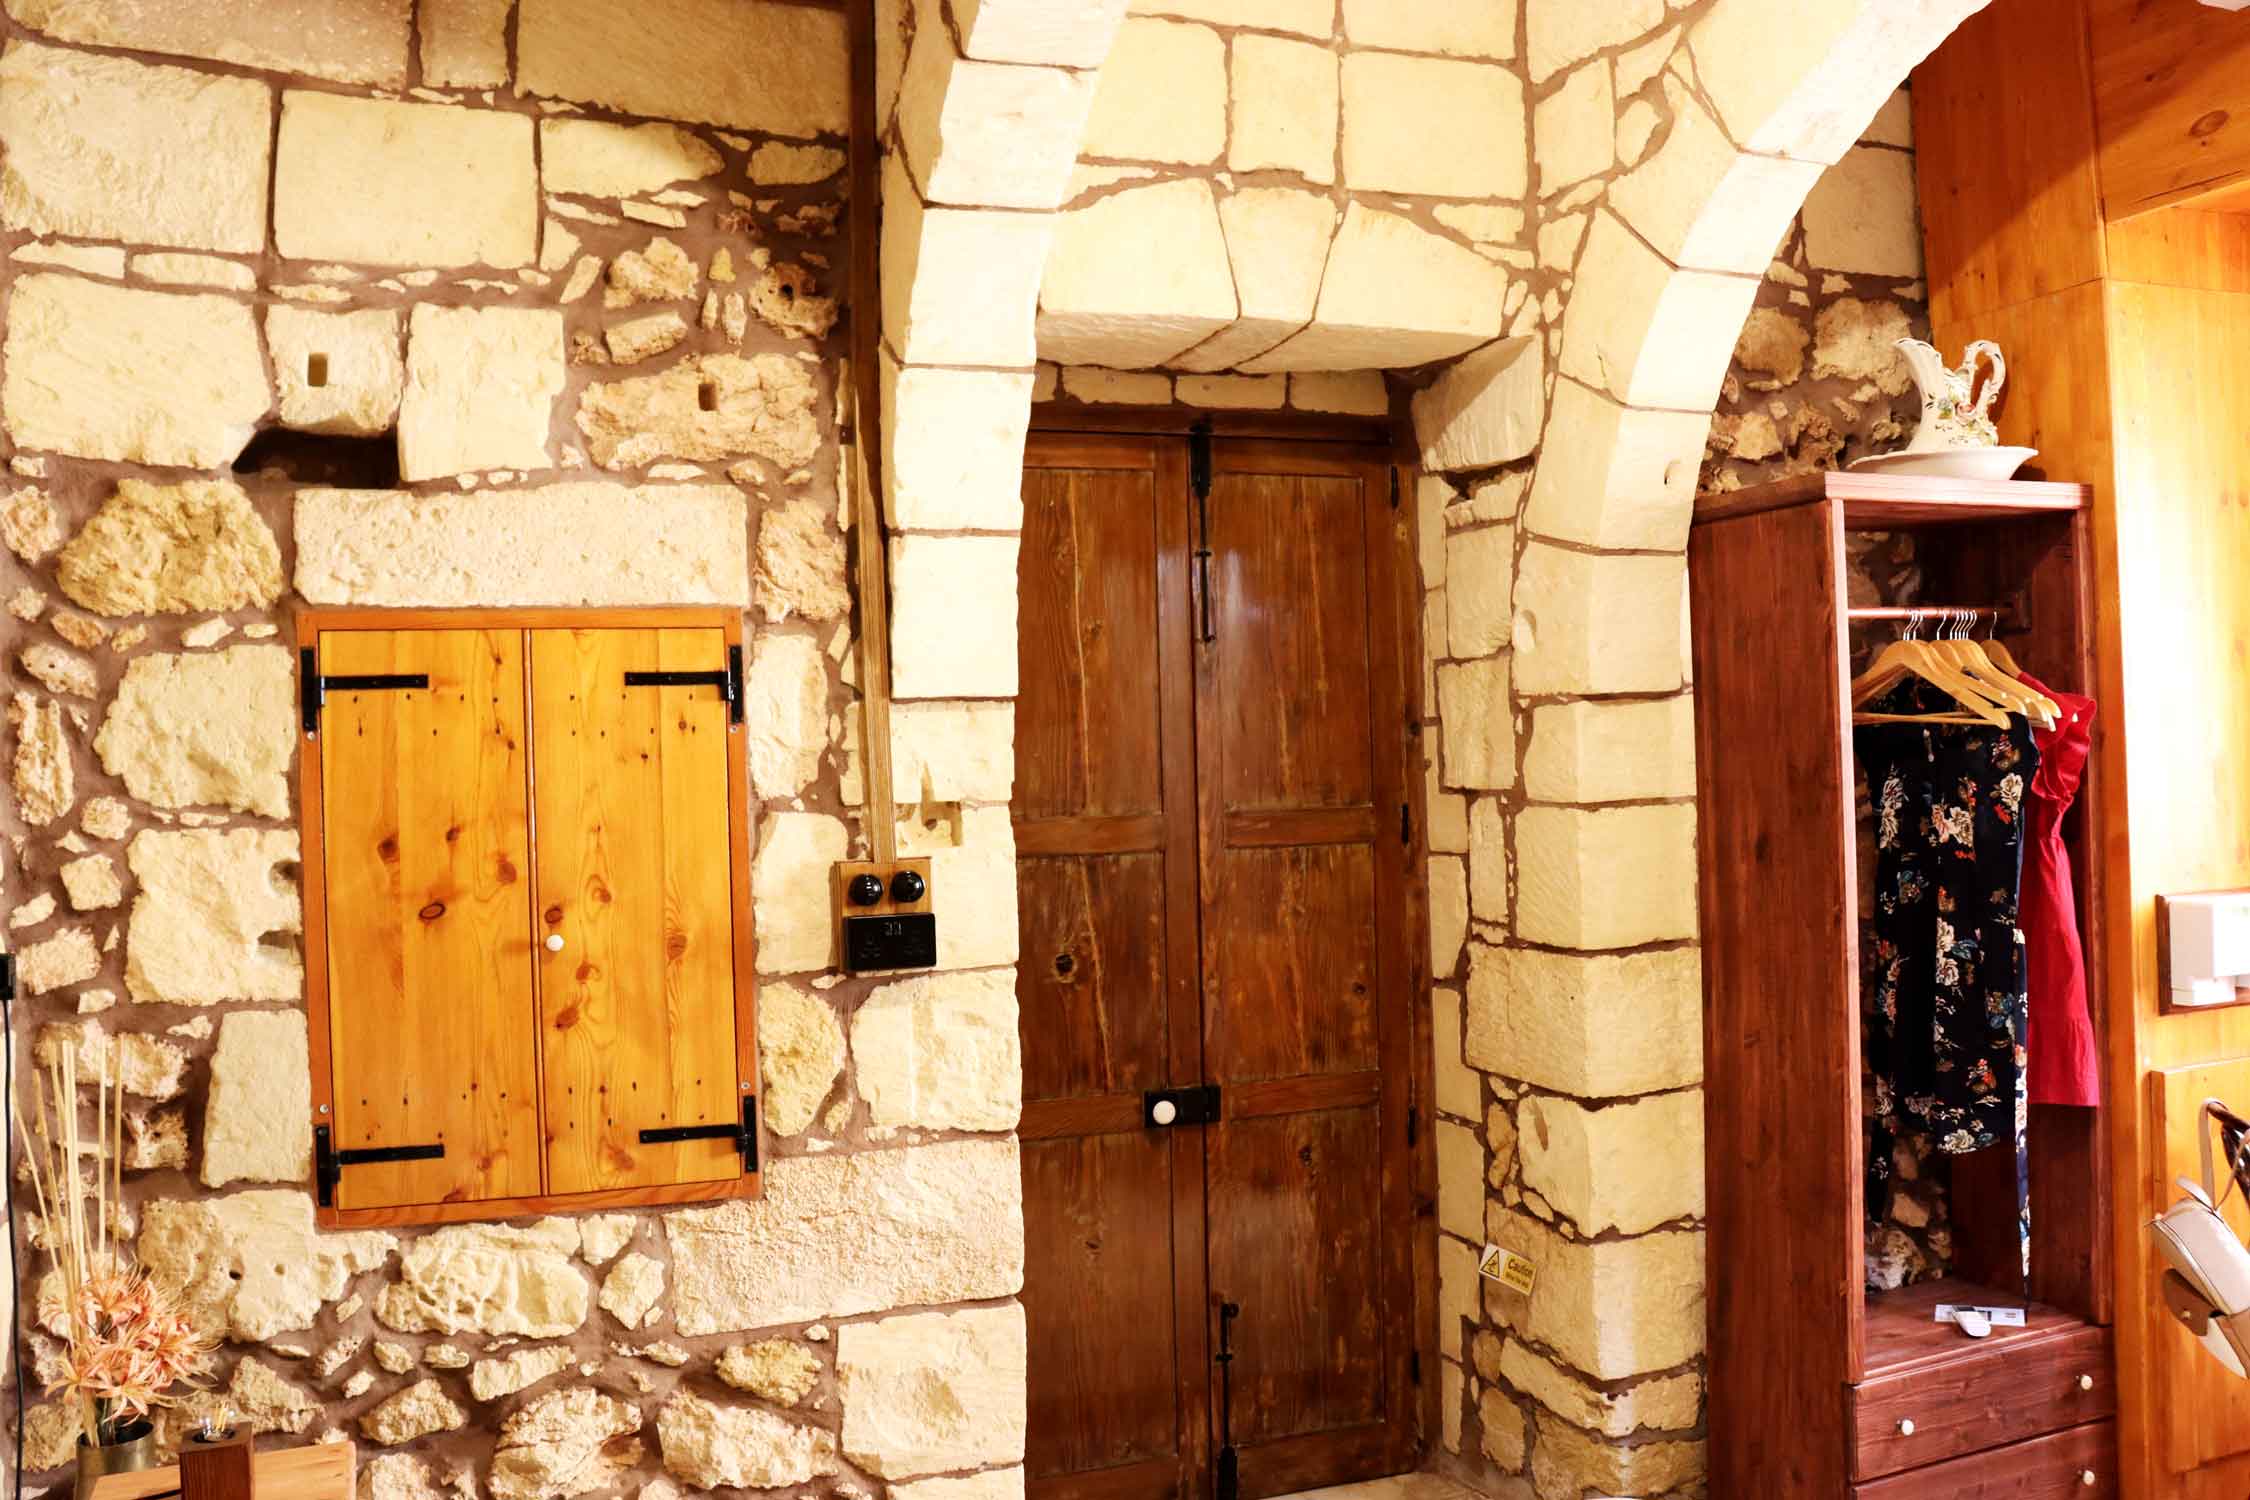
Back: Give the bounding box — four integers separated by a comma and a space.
86, 1441, 355, 1500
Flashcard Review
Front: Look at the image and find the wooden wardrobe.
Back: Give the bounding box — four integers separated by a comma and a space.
1690, 471, 2115, 1497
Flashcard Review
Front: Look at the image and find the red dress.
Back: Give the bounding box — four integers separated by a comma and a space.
2017, 672, 2100, 1106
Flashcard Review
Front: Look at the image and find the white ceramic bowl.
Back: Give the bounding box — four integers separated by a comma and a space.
1845, 445, 2038, 481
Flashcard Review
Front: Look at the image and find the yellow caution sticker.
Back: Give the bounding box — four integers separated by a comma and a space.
1478, 1243, 1536, 1295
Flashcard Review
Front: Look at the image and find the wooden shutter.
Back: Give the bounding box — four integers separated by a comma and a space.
529, 626, 748, 1196
313, 628, 545, 1212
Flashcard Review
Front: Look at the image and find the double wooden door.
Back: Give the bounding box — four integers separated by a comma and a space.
1014, 429, 1423, 1500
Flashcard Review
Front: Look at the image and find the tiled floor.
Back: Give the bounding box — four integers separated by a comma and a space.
1268, 1473, 1489, 1500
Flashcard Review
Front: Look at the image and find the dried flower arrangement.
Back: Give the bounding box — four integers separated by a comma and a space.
15, 1037, 213, 1453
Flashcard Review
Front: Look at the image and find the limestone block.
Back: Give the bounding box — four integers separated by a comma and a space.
1812, 297, 1915, 394
97, 649, 294, 818
1341, 53, 1525, 199
1558, 212, 1760, 413
757, 982, 843, 1136
1469, 798, 1508, 923
276, 93, 534, 267
1427, 763, 1469, 853
419, 0, 509, 86
886, 703, 1013, 807
1533, 1411, 1703, 1499
852, 968, 1022, 1131
898, 22, 1095, 209
1464, 944, 1703, 1096
297, 484, 748, 608
599, 1252, 665, 1330
753, 813, 849, 974
1245, 205, 1504, 371
1038, 179, 1237, 368
1, 487, 58, 562
1524, 697, 1696, 803
748, 143, 846, 184
1804, 144, 1924, 277
926, 806, 1020, 971
1287, 373, 1386, 416
838, 1305, 1027, 1478
1342, 0, 1515, 57
173, 1360, 321, 1441
4, 0, 411, 85
1511, 545, 1686, 696
1171, 188, 1336, 373
583, 358, 812, 472
747, 633, 828, 798
717, 1341, 820, 1405
1177, 374, 1284, 409
1482, 1394, 1529, 1471
1447, 527, 1515, 659
0, 42, 269, 253
360, 1380, 467, 1446
1516, 804, 1697, 949
375, 1218, 589, 1337
1868, 87, 1914, 148
1610, 74, 1826, 276
9, 691, 69, 825
882, 357, 1034, 531
134, 253, 257, 290
1521, 380, 1707, 552
1060, 367, 1170, 404
894, 1473, 1025, 1500
756, 500, 849, 624
1433, 986, 1479, 1116
1437, 1233, 1476, 1361
890, 535, 1019, 699
1414, 339, 1545, 472
18, 929, 97, 994
666, 1140, 1024, 1331
1435, 1118, 1483, 1239
578, 1215, 636, 1266
268, 308, 405, 438
58, 479, 281, 617
140, 1190, 394, 1341
1527, 0, 1663, 82
38, 1019, 187, 1101
1082, 18, 1223, 164
605, 314, 690, 370
1436, 655, 1515, 790
202, 1011, 312, 1188
882, 160, 1054, 368
517, 0, 848, 135
469, 1345, 572, 1401
1519, 1090, 1704, 1236
658, 1391, 833, 1490
1535, 59, 1614, 193
490, 1387, 644, 1500
954, 0, 1127, 64
1485, 1207, 1701, 1378
2, 275, 265, 467
399, 305, 561, 478
1229, 35, 1337, 184
1500, 1341, 1701, 1437
58, 853, 119, 910
542, 120, 723, 199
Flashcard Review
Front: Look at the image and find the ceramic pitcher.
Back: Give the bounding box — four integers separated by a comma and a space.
1897, 337, 2006, 452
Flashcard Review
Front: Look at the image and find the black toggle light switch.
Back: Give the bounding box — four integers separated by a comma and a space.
890, 869, 927, 904
848, 873, 885, 907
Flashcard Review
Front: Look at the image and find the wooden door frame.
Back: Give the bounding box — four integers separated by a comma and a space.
1022, 410, 1439, 1480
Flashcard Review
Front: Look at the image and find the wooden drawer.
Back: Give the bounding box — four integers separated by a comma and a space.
1852, 1326, 2113, 1479
1852, 1420, 2115, 1498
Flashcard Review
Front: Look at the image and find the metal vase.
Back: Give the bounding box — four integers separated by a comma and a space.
76, 1417, 159, 1492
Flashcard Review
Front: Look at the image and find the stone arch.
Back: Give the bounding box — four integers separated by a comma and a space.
873, 0, 1991, 1493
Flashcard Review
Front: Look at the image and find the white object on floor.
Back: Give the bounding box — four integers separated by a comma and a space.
1954, 1308, 1992, 1339
1846, 445, 2038, 481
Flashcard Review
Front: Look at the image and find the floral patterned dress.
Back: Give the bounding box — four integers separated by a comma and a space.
1858, 678, 2038, 1273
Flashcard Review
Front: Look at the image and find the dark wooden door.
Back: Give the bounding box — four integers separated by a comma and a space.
1015, 430, 1420, 1500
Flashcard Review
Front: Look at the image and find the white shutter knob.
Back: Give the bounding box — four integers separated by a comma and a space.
1151, 1099, 1178, 1126
2080, 1472, 2097, 1487
544, 933, 565, 952
2077, 1374, 2094, 1391
1896, 1419, 1915, 1437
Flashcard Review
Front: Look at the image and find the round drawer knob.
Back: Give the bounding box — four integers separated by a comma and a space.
2080, 1471, 2097, 1488
544, 933, 565, 952
1897, 1419, 1915, 1437
2077, 1374, 2095, 1392
1151, 1099, 1179, 1126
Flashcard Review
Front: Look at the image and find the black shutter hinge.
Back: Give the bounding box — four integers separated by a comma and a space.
1410, 1349, 1422, 1385
1406, 1104, 1419, 1148
1401, 801, 1412, 847
314, 1125, 445, 1208
1189, 418, 1214, 502
299, 648, 430, 736
1389, 467, 1401, 510
623, 643, 745, 726
638, 1095, 759, 1172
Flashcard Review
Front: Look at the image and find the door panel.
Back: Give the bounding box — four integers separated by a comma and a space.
1210, 844, 1380, 1082
1017, 436, 1211, 1500
2155, 1060, 2250, 1474
529, 626, 742, 1196
318, 628, 544, 1211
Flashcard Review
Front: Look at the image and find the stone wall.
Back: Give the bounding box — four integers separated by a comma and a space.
0, 6, 1030, 1499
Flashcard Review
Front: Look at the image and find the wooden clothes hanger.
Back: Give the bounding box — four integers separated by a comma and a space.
1932, 611, 2060, 731
1851, 609, 2014, 727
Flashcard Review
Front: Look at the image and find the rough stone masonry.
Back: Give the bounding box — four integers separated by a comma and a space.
0, 2, 1028, 1497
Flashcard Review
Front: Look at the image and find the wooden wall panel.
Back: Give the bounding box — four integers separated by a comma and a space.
2152, 1061, 2250, 1474
2091, 0, 2250, 218
2105, 210, 2250, 295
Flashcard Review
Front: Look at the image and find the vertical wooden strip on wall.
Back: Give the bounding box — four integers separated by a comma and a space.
319, 628, 544, 1210
531, 626, 741, 1195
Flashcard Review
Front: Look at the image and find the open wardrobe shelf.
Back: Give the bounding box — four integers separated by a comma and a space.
1690, 470, 2116, 1497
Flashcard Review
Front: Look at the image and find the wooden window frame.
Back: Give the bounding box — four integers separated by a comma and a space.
297, 606, 761, 1228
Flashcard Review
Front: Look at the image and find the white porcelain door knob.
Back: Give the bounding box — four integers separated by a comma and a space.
1151, 1099, 1178, 1126
544, 933, 565, 952
1896, 1419, 1915, 1437
2077, 1374, 2094, 1391
2080, 1472, 2096, 1487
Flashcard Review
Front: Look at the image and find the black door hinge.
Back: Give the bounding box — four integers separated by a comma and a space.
1401, 801, 1412, 847
300, 648, 430, 736
638, 1095, 759, 1172
623, 643, 745, 725
1406, 1104, 1419, 1148
1410, 1350, 1422, 1385
1142, 1084, 1221, 1128
1389, 467, 1401, 510
314, 1125, 444, 1208
1190, 420, 1216, 645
